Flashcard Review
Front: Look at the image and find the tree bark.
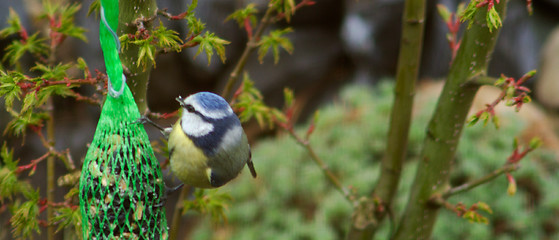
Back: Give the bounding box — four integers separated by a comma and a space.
118, 0, 157, 113
392, 2, 508, 239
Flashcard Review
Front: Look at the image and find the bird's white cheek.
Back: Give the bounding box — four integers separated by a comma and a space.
181, 113, 213, 137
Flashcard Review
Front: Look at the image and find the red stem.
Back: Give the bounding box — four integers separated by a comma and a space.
16, 152, 50, 174
244, 17, 253, 40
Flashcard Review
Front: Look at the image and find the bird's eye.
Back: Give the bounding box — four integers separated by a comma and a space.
185, 104, 196, 113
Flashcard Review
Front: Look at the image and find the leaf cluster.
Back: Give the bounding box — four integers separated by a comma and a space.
50, 205, 81, 236
0, 4, 94, 238
232, 73, 286, 129
121, 0, 231, 68
120, 21, 183, 69
0, 3, 99, 137
271, 0, 297, 22
0, 9, 48, 66
258, 28, 294, 64
191, 32, 230, 65
457, 201, 493, 224
41, 1, 87, 42
10, 193, 41, 239
182, 189, 233, 224
225, 4, 258, 29
0, 61, 91, 136
461, 0, 502, 32
0, 143, 42, 239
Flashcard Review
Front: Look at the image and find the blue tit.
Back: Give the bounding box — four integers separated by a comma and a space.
166, 92, 257, 188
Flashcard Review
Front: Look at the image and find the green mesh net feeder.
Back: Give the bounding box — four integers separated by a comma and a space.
79, 0, 168, 239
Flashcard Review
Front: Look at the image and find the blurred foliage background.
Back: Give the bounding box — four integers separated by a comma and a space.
187, 82, 559, 239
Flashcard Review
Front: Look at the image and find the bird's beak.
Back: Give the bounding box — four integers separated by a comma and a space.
176, 96, 184, 106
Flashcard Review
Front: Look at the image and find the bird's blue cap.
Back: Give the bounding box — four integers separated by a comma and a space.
194, 92, 230, 111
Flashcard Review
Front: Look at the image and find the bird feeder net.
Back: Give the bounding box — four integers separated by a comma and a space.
78, 0, 169, 239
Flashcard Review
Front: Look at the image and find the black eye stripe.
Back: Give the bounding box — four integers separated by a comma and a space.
185, 104, 196, 113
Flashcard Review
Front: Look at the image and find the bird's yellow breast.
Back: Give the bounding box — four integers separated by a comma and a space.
168, 121, 213, 188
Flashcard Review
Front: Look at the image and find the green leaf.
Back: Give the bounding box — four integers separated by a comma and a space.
182, 189, 232, 224
51, 206, 81, 234
137, 40, 157, 68
272, 0, 296, 22
10, 191, 40, 239
42, 0, 57, 17
529, 137, 542, 149
76, 57, 87, 70
522, 95, 531, 103
21, 91, 37, 113
3, 33, 49, 66
462, 210, 488, 224
87, 0, 101, 17
491, 114, 500, 129
30, 63, 74, 105
185, 14, 205, 36
283, 88, 294, 108
524, 69, 537, 78
476, 201, 493, 214
0, 142, 18, 169
32, 62, 71, 80
505, 86, 515, 99
119, 34, 130, 50
257, 28, 294, 64
467, 114, 479, 127
0, 71, 25, 109
486, 7, 502, 32
76, 57, 90, 78
460, 0, 478, 28
154, 21, 183, 51
456, 2, 466, 16
480, 111, 490, 126
0, 168, 18, 203
437, 4, 452, 23
55, 3, 87, 42
4, 111, 49, 137
39, 1, 86, 41
38, 85, 74, 105
494, 75, 507, 86
187, 0, 198, 13
225, 3, 258, 28
233, 73, 283, 128
192, 32, 230, 65
0, 8, 23, 38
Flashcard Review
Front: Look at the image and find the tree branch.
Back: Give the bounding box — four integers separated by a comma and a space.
221, 5, 275, 100
118, 0, 157, 114
347, 0, 426, 238
46, 99, 55, 240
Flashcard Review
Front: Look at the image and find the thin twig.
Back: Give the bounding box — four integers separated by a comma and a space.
15, 152, 50, 174
169, 186, 190, 240
468, 75, 497, 86
283, 125, 357, 205
440, 163, 519, 199
46, 99, 56, 240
